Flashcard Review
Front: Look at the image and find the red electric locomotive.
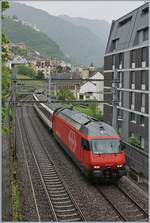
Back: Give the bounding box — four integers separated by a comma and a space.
33, 94, 126, 181
52, 108, 126, 180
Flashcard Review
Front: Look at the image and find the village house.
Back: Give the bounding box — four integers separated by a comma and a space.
78, 72, 104, 112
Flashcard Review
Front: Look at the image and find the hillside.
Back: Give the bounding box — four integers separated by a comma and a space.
5, 2, 110, 66
2, 17, 66, 61
59, 15, 110, 43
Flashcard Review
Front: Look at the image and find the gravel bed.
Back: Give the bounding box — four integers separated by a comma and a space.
29, 105, 122, 221
17, 103, 148, 221
118, 176, 148, 212
16, 108, 39, 221
16, 107, 53, 221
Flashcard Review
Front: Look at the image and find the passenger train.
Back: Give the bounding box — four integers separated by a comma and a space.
33, 93, 126, 181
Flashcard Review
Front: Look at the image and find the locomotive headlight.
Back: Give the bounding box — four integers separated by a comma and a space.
93, 165, 100, 169
117, 164, 123, 168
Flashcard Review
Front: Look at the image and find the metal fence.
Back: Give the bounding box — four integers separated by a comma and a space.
121, 141, 148, 178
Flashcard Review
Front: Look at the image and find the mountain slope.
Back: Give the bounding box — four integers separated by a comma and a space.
2, 17, 66, 60
5, 2, 109, 66
59, 15, 110, 42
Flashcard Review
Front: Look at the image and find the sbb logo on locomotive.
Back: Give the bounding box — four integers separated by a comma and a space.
68, 130, 77, 152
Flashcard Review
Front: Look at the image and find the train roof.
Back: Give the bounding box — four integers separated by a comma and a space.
59, 108, 118, 137
34, 93, 119, 137
61, 109, 90, 125
34, 93, 63, 111
82, 121, 118, 137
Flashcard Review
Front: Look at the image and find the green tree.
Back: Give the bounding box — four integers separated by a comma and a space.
2, 0, 9, 18
57, 89, 75, 101
2, 1, 11, 132
17, 65, 36, 78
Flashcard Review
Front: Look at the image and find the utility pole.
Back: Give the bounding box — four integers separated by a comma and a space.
112, 68, 118, 131
48, 71, 51, 103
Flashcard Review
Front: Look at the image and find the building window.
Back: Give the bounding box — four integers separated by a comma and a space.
118, 91, 123, 106
141, 93, 145, 110
131, 71, 135, 89
118, 109, 123, 120
131, 92, 135, 109
119, 53, 123, 67
143, 27, 149, 41
119, 16, 132, 26
142, 47, 147, 62
140, 136, 144, 149
130, 112, 136, 123
118, 72, 123, 87
112, 55, 115, 67
130, 50, 136, 67
140, 115, 145, 126
112, 38, 119, 50
141, 7, 149, 15
141, 71, 146, 84
79, 95, 83, 100
141, 70, 146, 90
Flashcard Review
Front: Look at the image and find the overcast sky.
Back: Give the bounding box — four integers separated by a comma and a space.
18, 1, 145, 23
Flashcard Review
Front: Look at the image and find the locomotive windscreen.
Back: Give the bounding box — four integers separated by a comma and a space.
91, 140, 120, 154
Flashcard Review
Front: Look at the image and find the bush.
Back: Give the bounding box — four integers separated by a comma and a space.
127, 137, 141, 148
17, 64, 36, 78
57, 89, 75, 101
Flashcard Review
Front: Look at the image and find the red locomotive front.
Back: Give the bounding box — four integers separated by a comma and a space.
52, 108, 126, 181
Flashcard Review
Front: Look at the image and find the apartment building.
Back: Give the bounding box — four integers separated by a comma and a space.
35, 59, 59, 78
104, 3, 149, 153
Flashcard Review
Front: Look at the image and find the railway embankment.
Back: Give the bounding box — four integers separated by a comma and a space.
2, 105, 12, 221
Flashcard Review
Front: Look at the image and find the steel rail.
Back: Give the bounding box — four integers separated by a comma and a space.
26, 104, 86, 222
21, 106, 58, 221
17, 116, 41, 221
97, 187, 128, 221
97, 185, 148, 222
116, 184, 148, 217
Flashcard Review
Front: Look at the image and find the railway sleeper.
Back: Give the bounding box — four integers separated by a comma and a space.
60, 217, 81, 222
52, 200, 72, 204
57, 212, 79, 218
54, 204, 74, 208
50, 193, 68, 197
51, 197, 70, 201
56, 208, 76, 213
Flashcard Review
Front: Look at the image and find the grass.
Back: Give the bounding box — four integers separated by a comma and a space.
12, 177, 22, 221
16, 74, 47, 92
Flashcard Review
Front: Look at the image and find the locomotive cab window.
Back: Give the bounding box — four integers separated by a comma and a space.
91, 140, 121, 154
81, 138, 90, 150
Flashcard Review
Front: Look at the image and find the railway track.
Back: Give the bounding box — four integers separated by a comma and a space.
97, 184, 148, 222
18, 103, 85, 221
17, 96, 148, 221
